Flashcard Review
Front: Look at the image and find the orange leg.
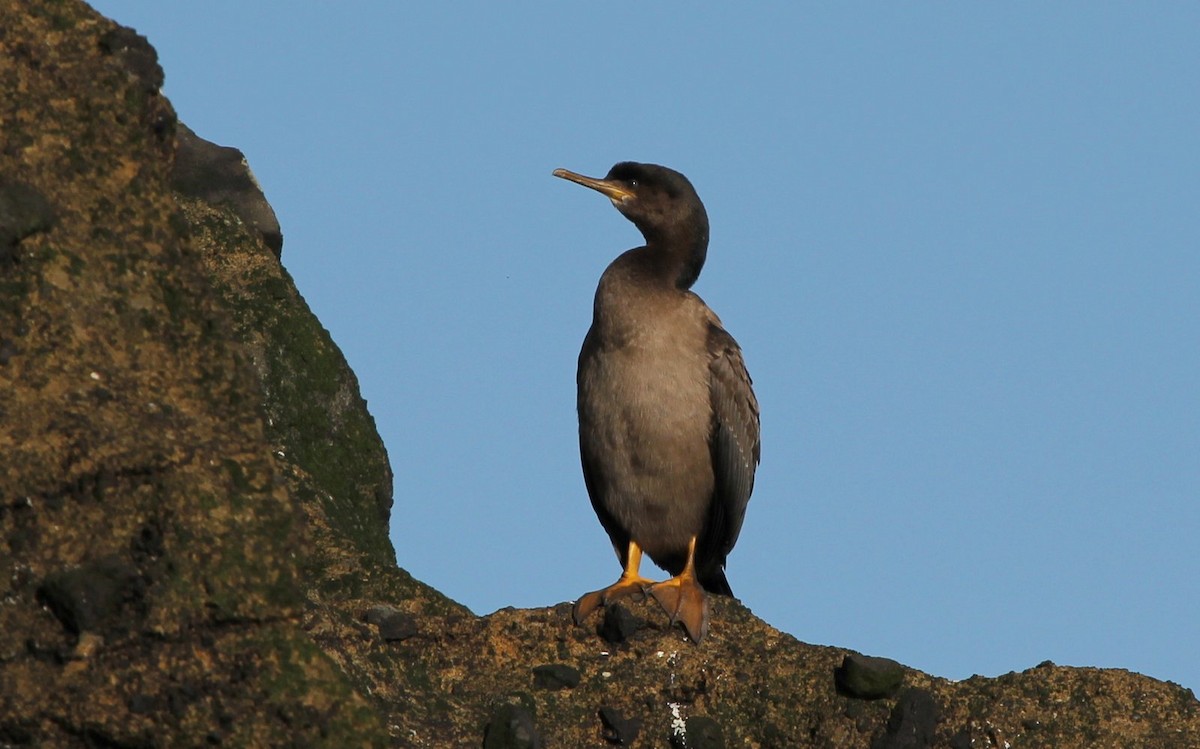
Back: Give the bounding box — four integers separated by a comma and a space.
573, 540, 658, 625
648, 536, 710, 643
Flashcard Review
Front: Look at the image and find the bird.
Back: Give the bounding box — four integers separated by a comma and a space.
552, 161, 760, 643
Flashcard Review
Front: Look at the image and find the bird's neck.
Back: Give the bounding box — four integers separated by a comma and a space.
591, 251, 701, 347
642, 222, 708, 291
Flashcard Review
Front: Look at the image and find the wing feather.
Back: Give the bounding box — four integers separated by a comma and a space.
699, 322, 760, 591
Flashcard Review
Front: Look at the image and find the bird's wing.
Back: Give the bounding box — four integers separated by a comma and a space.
703, 322, 761, 567
578, 439, 630, 561
577, 327, 630, 561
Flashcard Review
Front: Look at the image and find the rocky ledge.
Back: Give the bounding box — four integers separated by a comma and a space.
1, 2, 1197, 747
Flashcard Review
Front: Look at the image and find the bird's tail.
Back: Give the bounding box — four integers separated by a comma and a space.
699, 565, 733, 597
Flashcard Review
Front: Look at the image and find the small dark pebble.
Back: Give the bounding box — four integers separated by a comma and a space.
600, 603, 639, 644
363, 605, 396, 625
482, 704, 541, 749
0, 339, 18, 366
167, 687, 193, 720
378, 612, 417, 642
37, 557, 140, 635
671, 715, 726, 749
872, 688, 938, 749
0, 720, 34, 745
128, 693, 154, 715
0, 178, 56, 263
835, 653, 905, 700
531, 663, 580, 690
364, 605, 417, 642
948, 729, 973, 749
599, 706, 642, 745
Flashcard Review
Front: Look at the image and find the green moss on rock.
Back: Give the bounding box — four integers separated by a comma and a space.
0, 2, 386, 744
180, 199, 397, 571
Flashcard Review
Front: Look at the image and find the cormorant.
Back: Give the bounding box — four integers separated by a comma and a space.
553, 162, 760, 643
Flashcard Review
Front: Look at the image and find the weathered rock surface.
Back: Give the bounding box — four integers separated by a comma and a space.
0, 3, 386, 746
2, 2, 1198, 747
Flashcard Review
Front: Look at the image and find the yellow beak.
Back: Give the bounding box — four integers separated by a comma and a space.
553, 168, 635, 203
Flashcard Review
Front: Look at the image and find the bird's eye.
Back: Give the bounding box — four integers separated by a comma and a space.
627, 179, 639, 188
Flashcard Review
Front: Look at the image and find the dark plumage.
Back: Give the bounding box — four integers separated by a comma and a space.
553, 162, 760, 643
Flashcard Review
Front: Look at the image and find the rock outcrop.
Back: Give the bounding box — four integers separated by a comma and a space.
1, 2, 1197, 747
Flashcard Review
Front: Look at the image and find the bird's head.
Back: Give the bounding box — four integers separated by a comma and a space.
553, 162, 709, 253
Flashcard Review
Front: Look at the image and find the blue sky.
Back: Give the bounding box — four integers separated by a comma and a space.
93, 2, 1199, 691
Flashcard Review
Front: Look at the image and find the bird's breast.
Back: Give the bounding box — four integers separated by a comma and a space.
577, 294, 716, 555
579, 293, 712, 434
